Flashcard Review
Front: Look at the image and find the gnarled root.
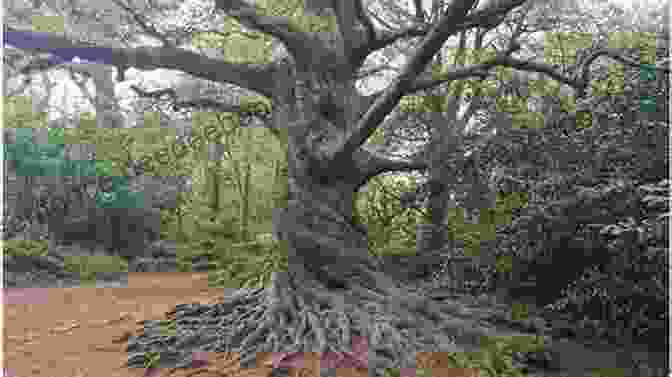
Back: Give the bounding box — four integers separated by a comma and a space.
218, 269, 490, 377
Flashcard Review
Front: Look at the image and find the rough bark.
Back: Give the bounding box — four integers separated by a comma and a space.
251, 21, 492, 372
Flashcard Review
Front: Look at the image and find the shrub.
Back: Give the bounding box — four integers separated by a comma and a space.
3, 239, 50, 257
61, 254, 129, 281
207, 236, 288, 288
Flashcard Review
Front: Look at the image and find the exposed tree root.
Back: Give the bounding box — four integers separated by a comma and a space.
213, 268, 493, 377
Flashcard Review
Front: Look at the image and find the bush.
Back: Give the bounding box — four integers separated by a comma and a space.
48, 205, 160, 259
3, 239, 50, 257
548, 211, 668, 349
354, 174, 424, 258
61, 254, 129, 281
207, 236, 288, 289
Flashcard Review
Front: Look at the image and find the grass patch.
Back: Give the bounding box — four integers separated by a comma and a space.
206, 239, 288, 289
589, 368, 627, 377
385, 335, 549, 377
441, 335, 549, 377
61, 254, 129, 281
4, 238, 129, 284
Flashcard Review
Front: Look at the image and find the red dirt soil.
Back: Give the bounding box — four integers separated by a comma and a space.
3, 271, 479, 377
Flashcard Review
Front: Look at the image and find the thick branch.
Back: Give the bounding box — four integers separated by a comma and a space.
354, 0, 376, 45
15, 55, 65, 75
331, 0, 360, 63
408, 24, 512, 94
3, 26, 276, 98
479, 50, 670, 98
355, 26, 430, 60
355, 148, 428, 186
580, 47, 672, 81
409, 64, 491, 93
67, 69, 96, 106
412, 0, 425, 21
333, 0, 479, 163
129, 85, 272, 119
214, 0, 330, 73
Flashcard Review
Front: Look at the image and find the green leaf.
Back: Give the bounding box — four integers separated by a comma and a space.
640, 97, 657, 112
495, 255, 514, 274
31, 15, 65, 34
95, 160, 114, 176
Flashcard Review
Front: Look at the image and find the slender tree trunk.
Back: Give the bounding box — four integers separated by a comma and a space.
211, 169, 220, 214
240, 162, 251, 241
425, 134, 456, 252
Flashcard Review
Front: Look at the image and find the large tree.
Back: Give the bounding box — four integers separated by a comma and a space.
6, 0, 671, 372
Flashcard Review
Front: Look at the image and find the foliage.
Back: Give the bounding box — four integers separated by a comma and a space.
252, 0, 338, 34
61, 254, 129, 281
3, 96, 50, 130
386, 335, 549, 377
447, 335, 546, 377
355, 174, 424, 257
379, 22, 669, 350
462, 31, 670, 347
445, 191, 528, 258
546, 180, 669, 346
3, 94, 283, 275
3, 239, 50, 257
589, 367, 628, 377
207, 237, 288, 289
3, 238, 128, 281
61, 111, 191, 178
30, 14, 66, 34
509, 302, 530, 322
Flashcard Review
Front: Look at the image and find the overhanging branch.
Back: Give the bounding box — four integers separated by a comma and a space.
355, 148, 428, 187
331, 0, 360, 64
129, 85, 272, 121
355, 0, 376, 45
404, 41, 672, 100
332, 0, 480, 164
4, 26, 276, 98
409, 65, 491, 93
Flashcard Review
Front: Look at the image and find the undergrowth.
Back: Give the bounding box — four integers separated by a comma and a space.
4, 239, 50, 257
3, 239, 129, 282
380, 335, 549, 377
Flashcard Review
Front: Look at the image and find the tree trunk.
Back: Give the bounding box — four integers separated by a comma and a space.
240, 162, 252, 241
426, 178, 450, 251
274, 177, 374, 290
425, 134, 457, 252
196, 14, 498, 370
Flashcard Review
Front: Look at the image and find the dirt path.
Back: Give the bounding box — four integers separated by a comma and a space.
3, 272, 268, 377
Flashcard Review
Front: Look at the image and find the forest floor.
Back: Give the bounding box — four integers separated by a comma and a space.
4, 272, 249, 377
3, 249, 668, 377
